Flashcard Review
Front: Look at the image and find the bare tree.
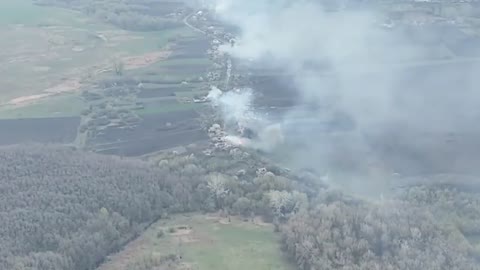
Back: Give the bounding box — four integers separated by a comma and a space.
207, 173, 230, 208
113, 58, 124, 76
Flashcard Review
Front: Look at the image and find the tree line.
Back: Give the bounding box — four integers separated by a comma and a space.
33, 0, 186, 31
0, 144, 196, 270
280, 193, 479, 270
1, 143, 480, 270
0, 144, 320, 270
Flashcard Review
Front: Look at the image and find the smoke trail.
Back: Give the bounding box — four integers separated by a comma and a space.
205, 0, 480, 196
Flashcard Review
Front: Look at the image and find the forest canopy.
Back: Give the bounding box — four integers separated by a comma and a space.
281, 197, 478, 270
0, 144, 317, 270
1, 144, 479, 270
0, 144, 201, 270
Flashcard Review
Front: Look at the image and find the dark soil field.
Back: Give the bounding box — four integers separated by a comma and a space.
82, 31, 211, 156
138, 88, 178, 98
138, 84, 202, 98
440, 26, 480, 57
0, 0, 211, 157
446, 39, 480, 57
249, 55, 480, 108
169, 37, 210, 59
95, 129, 207, 156
90, 111, 206, 156
138, 77, 198, 84
248, 74, 300, 108
0, 117, 79, 145
161, 64, 210, 73
93, 111, 199, 143
138, 1, 185, 16
400, 25, 480, 57
250, 60, 480, 177
368, 129, 480, 176
134, 64, 209, 79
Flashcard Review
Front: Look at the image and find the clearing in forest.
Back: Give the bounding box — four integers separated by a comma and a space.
98, 213, 295, 270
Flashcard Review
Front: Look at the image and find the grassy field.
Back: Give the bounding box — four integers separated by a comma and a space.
128, 57, 212, 80
0, 0, 199, 106
120, 27, 198, 55
0, 0, 212, 153
98, 214, 295, 270
0, 0, 103, 102
0, 93, 85, 119
0, 0, 84, 26
136, 100, 203, 115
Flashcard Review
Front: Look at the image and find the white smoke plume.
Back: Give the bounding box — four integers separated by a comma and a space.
207, 85, 283, 151
207, 86, 257, 130
204, 0, 480, 196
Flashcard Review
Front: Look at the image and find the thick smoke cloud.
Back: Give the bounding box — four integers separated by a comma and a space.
207, 86, 284, 151
205, 0, 480, 196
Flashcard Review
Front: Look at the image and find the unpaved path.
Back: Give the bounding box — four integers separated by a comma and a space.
97, 233, 151, 270
7, 11, 197, 108
122, 51, 171, 70
7, 78, 82, 107
4, 50, 171, 107
183, 12, 206, 34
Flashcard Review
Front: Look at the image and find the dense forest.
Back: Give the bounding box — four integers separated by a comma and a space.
0, 144, 195, 270
2, 144, 480, 270
3, 0, 480, 269
0, 144, 321, 270
281, 194, 478, 270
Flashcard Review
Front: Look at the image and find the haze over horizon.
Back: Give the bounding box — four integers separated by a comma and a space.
204, 0, 480, 196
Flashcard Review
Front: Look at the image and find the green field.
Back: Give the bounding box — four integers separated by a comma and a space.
0, 0, 211, 122
99, 214, 295, 270
155, 57, 212, 67
0, 93, 85, 119
136, 100, 202, 115
1, 0, 81, 26
128, 57, 212, 81
0, 0, 200, 108
120, 27, 198, 55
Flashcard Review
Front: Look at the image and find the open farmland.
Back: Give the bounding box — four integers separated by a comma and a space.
74, 27, 213, 155
79, 41, 212, 155
0, 0, 213, 154
0, 93, 85, 119
0, 0, 195, 106
91, 111, 207, 156
405, 24, 480, 57
98, 213, 295, 270
137, 99, 202, 115
95, 129, 207, 156
126, 58, 211, 86
169, 36, 211, 59
0, 117, 79, 145
138, 85, 183, 99
250, 59, 480, 182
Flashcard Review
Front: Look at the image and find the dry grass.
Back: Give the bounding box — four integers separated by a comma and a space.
0, 1, 186, 106
123, 51, 172, 70
98, 213, 295, 270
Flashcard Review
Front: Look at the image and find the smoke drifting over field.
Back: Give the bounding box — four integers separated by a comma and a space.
207, 86, 284, 151
206, 0, 480, 196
